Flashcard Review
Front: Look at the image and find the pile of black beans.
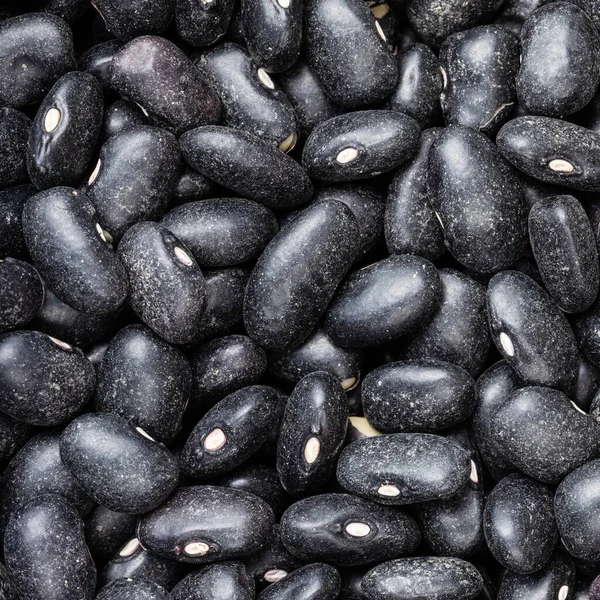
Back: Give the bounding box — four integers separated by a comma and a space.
5, 0, 600, 599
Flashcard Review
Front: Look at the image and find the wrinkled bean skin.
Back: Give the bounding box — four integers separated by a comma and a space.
91, 0, 175, 41
78, 40, 123, 92
137, 486, 275, 564
336, 433, 472, 505
117, 222, 207, 345
400, 269, 491, 376
0, 330, 95, 426
323, 255, 441, 348
85, 506, 138, 565
487, 270, 579, 391
0, 108, 31, 190
277, 58, 340, 139
385, 128, 445, 261
110, 36, 221, 134
387, 43, 442, 128
60, 412, 180, 513
27, 71, 103, 190
22, 187, 129, 315
276, 372, 348, 496
95, 324, 192, 444
4, 494, 96, 600
303, 111, 420, 182
555, 459, 600, 562
194, 43, 297, 146
491, 386, 600, 484
497, 116, 600, 191
180, 126, 313, 210
161, 198, 279, 267
280, 493, 420, 566
176, 0, 235, 47
86, 126, 180, 241
428, 125, 527, 273
0, 185, 35, 259
257, 563, 341, 600
362, 557, 483, 600
362, 359, 475, 433
529, 195, 599, 313
439, 25, 519, 135
0, 13, 75, 108
242, 0, 302, 73
517, 2, 600, 117
0, 258, 43, 334
303, 0, 398, 108
96, 579, 171, 600
244, 199, 359, 351
171, 562, 255, 600
483, 473, 558, 573
181, 385, 284, 479
472, 361, 520, 480
496, 551, 576, 600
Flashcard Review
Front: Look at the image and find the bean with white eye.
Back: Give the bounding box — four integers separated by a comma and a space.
256, 563, 341, 600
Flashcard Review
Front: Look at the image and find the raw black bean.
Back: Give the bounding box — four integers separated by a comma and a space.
361, 557, 483, 600
493, 0, 545, 33
528, 194, 599, 313
171, 562, 255, 600
268, 329, 362, 390
43, 0, 89, 23
242, 0, 302, 73
428, 125, 527, 273
78, 40, 124, 92
85, 506, 138, 565
4, 494, 96, 600
189, 335, 267, 411
27, 71, 103, 190
497, 116, 600, 191
86, 126, 180, 241
0, 185, 35, 259
387, 43, 442, 128
490, 386, 600, 483
303, 110, 420, 182
0, 431, 92, 538
181, 385, 284, 478
172, 167, 217, 204
406, 0, 503, 47
0, 258, 43, 333
517, 2, 600, 117
303, 0, 398, 107
574, 355, 600, 411
0, 108, 31, 190
96, 579, 171, 600
439, 25, 519, 134
91, 0, 174, 41
280, 493, 420, 566
110, 36, 221, 134
0, 330, 95, 426
0, 13, 75, 107
0, 411, 32, 470
362, 359, 475, 433
487, 270, 579, 391
194, 43, 297, 148
60, 412, 179, 513
276, 371, 348, 496
162, 198, 278, 267
496, 551, 576, 600
137, 486, 275, 563
483, 473, 558, 573
471, 360, 520, 480
22, 187, 129, 314
95, 324, 192, 444
243, 199, 359, 351
323, 255, 441, 348
277, 58, 340, 139
101, 99, 148, 141
573, 297, 600, 368
400, 269, 491, 376
175, 0, 235, 47
385, 128, 445, 260
336, 433, 473, 505
555, 458, 600, 562
256, 563, 341, 600
117, 221, 206, 345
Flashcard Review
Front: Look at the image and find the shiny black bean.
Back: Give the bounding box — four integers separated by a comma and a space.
96, 579, 171, 600
171, 562, 255, 600
0, 258, 43, 334
574, 355, 600, 412
78, 40, 124, 92
256, 563, 341, 600
0, 108, 31, 190
175, 0, 235, 47
101, 99, 148, 141
0, 411, 32, 471
85, 506, 138, 565
172, 167, 218, 205
0, 185, 35, 259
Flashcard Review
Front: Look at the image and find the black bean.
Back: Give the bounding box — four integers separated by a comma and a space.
137, 486, 275, 563
0, 411, 32, 471
78, 40, 124, 92
96, 579, 171, 600
0, 258, 43, 334
574, 355, 600, 412
85, 506, 138, 565
171, 562, 255, 600
256, 563, 341, 600
0, 185, 35, 259
175, 0, 235, 47
172, 167, 218, 205
60, 412, 180, 513
0, 108, 31, 190
100, 99, 148, 141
